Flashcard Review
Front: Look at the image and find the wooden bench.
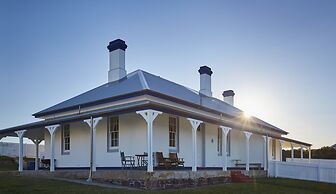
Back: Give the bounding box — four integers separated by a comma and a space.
235, 163, 262, 170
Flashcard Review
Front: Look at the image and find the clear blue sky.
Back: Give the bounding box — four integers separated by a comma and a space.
0, 0, 335, 148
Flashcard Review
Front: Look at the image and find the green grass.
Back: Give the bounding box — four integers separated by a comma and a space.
0, 173, 335, 194
0, 156, 36, 171
0, 156, 18, 171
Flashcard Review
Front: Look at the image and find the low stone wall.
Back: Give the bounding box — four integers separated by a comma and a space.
2, 169, 266, 190
93, 170, 231, 189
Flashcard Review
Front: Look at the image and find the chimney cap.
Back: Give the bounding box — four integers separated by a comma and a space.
107, 39, 128, 52
223, 90, 235, 97
198, 66, 213, 76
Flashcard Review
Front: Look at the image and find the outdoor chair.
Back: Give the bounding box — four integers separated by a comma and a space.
142, 152, 148, 166
156, 152, 172, 169
40, 159, 56, 169
120, 151, 135, 169
169, 152, 184, 167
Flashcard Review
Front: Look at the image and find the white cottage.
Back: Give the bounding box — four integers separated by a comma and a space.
0, 39, 311, 175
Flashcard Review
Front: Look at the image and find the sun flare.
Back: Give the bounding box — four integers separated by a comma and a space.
243, 111, 252, 119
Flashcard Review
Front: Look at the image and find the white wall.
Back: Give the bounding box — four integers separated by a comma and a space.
178, 116, 193, 167
204, 123, 221, 167
228, 129, 265, 167
45, 121, 90, 167
44, 112, 266, 168
268, 138, 281, 161
0, 142, 45, 158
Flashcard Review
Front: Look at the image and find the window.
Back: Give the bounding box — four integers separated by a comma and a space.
217, 128, 231, 156
62, 124, 70, 154
169, 116, 178, 148
272, 139, 276, 159
108, 116, 119, 150
217, 128, 222, 156
227, 131, 231, 156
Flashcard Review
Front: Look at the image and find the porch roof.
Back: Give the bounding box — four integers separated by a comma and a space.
0, 100, 150, 138
0, 98, 311, 147
32, 69, 287, 134
276, 136, 312, 147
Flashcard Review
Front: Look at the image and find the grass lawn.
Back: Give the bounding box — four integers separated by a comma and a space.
0, 173, 335, 194
0, 156, 18, 171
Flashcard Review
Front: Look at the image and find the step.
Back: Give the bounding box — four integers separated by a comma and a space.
230, 171, 252, 183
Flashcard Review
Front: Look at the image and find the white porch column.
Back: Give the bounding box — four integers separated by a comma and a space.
267, 137, 272, 160
308, 146, 311, 163
243, 131, 252, 171
137, 110, 162, 172
46, 124, 60, 172
300, 145, 304, 160
220, 126, 231, 171
84, 117, 103, 173
262, 136, 267, 170
187, 118, 203, 172
279, 140, 284, 162
31, 139, 42, 171
267, 137, 271, 177
15, 130, 26, 172
290, 143, 294, 161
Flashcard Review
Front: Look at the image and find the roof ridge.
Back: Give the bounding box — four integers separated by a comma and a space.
136, 70, 150, 90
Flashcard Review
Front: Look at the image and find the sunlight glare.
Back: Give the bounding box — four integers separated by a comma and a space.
243, 111, 251, 119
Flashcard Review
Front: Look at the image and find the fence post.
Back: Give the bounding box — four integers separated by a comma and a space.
317, 162, 321, 182
275, 161, 278, 178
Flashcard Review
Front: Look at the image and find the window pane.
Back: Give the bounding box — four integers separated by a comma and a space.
63, 124, 70, 152
109, 117, 119, 148
169, 116, 177, 147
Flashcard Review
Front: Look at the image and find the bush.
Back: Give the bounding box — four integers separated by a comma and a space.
0, 156, 15, 162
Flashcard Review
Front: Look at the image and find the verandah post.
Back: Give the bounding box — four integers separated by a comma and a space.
84, 116, 103, 182
243, 131, 252, 171
187, 118, 203, 172
137, 110, 162, 172
220, 126, 231, 171
15, 130, 26, 172
45, 124, 60, 172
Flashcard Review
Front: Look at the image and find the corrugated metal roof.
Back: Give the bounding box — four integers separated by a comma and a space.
33, 71, 145, 116
33, 69, 286, 133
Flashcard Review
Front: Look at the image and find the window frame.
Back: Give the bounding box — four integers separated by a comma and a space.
272, 139, 276, 159
226, 130, 231, 156
168, 116, 179, 152
61, 124, 70, 155
217, 128, 222, 156
217, 128, 231, 156
107, 116, 119, 152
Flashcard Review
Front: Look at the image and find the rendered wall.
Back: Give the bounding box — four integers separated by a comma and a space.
0, 142, 45, 158
44, 113, 268, 168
